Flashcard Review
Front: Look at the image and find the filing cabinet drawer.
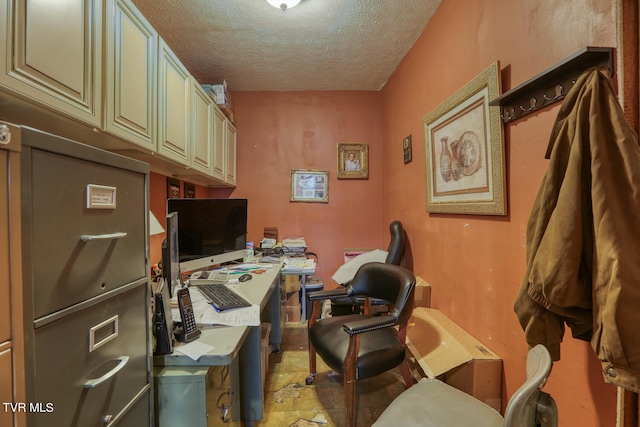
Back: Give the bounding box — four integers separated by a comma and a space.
30, 285, 149, 426
25, 147, 146, 319
114, 388, 152, 427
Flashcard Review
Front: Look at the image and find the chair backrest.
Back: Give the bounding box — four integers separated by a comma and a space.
347, 262, 415, 324
504, 344, 557, 427
385, 221, 406, 266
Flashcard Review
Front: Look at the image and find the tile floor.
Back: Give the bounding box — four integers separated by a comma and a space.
256, 322, 409, 427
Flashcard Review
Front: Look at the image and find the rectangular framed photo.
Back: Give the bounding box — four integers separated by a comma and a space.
403, 135, 412, 164
337, 143, 368, 179
167, 177, 181, 198
423, 61, 506, 215
290, 169, 329, 203
184, 182, 195, 198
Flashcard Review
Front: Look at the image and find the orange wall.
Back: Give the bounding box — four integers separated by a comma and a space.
212, 91, 385, 281
380, 0, 618, 425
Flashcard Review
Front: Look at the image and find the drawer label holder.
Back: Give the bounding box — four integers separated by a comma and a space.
87, 184, 117, 209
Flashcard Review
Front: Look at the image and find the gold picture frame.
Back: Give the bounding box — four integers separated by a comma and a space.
423, 61, 506, 215
290, 169, 329, 203
337, 143, 368, 179
167, 177, 181, 198
184, 182, 195, 198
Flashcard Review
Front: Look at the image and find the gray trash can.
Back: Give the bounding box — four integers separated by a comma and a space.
304, 275, 324, 320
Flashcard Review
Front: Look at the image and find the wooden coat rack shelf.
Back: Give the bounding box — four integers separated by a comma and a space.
490, 46, 614, 123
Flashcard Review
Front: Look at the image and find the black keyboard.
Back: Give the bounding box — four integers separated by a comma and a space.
195, 284, 251, 312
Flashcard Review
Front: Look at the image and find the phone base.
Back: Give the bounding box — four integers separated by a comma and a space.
174, 326, 201, 343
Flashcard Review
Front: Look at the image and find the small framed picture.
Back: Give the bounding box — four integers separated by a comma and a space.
290, 169, 329, 203
184, 182, 195, 198
403, 135, 413, 164
337, 143, 368, 179
167, 178, 181, 198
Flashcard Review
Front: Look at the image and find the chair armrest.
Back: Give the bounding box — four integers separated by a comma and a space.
308, 287, 349, 301
343, 315, 396, 336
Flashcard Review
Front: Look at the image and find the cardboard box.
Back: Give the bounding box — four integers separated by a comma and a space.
201, 82, 228, 105
285, 291, 302, 322
286, 305, 301, 322
261, 322, 272, 387
414, 276, 431, 308
284, 276, 301, 293
406, 308, 502, 410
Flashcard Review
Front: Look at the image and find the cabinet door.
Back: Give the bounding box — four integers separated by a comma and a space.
226, 121, 237, 186
0, 123, 25, 427
190, 79, 213, 175
157, 38, 190, 165
0, 150, 10, 344
211, 106, 227, 182
0, 345, 12, 427
0, 150, 12, 427
0, 0, 102, 126
104, 0, 157, 150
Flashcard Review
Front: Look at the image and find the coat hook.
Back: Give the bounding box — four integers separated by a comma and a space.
543, 84, 564, 102
520, 97, 537, 112
554, 84, 564, 98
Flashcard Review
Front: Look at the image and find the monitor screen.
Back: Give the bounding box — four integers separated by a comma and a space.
167, 198, 248, 272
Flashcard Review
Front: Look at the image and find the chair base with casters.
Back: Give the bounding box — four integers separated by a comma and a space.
305, 262, 416, 427
372, 344, 558, 427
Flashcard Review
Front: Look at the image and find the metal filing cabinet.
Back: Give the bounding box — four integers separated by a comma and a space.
19, 125, 152, 426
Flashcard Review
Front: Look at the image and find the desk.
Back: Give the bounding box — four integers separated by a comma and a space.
153, 265, 284, 427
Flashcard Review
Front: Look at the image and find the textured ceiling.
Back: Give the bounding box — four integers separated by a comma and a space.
131, 0, 442, 91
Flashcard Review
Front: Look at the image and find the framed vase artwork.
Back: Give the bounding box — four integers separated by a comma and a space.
290, 169, 329, 203
423, 61, 506, 215
337, 143, 368, 179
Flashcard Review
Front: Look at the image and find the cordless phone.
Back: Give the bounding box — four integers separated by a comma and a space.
175, 287, 201, 343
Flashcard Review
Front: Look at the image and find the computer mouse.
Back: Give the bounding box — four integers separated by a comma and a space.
239, 273, 252, 282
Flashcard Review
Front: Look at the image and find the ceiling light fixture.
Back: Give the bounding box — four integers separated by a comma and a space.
266, 0, 301, 11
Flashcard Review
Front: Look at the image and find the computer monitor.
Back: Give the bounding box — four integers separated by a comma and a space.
162, 211, 181, 298
167, 198, 248, 272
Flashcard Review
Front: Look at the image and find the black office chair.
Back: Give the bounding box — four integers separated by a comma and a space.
332, 220, 407, 315
305, 262, 416, 427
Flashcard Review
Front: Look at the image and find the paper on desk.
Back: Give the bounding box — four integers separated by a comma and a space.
331, 249, 388, 284
174, 340, 215, 361
196, 303, 260, 327
172, 287, 261, 327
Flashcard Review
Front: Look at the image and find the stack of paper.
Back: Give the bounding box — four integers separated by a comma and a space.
260, 238, 277, 248
282, 237, 307, 256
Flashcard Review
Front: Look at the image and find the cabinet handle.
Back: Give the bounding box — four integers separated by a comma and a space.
83, 356, 129, 388
80, 232, 127, 242
217, 390, 234, 423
